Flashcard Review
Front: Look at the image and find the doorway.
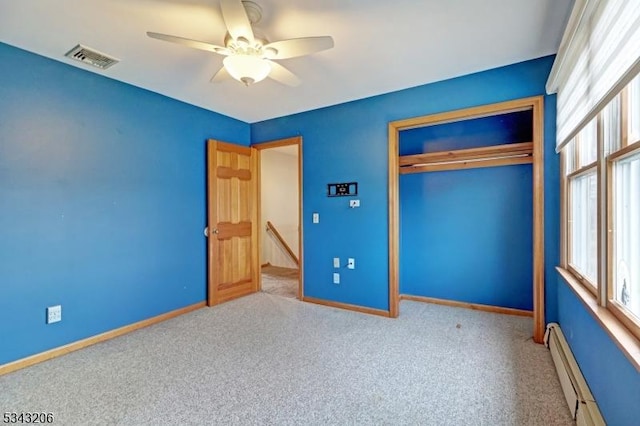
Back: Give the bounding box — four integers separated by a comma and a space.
254, 137, 302, 299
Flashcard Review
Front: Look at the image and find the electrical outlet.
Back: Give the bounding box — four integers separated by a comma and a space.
47, 305, 62, 324
333, 257, 340, 268
312, 213, 320, 223
347, 258, 355, 269
333, 273, 340, 284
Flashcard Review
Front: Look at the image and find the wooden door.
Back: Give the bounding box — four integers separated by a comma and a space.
207, 140, 259, 306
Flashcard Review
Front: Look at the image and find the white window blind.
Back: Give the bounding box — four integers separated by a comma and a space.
547, 0, 640, 151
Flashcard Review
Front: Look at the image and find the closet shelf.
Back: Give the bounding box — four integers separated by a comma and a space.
399, 141, 533, 174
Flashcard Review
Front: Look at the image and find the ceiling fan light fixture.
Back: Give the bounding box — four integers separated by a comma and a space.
223, 55, 271, 86
148, 0, 334, 87
264, 46, 278, 58
236, 36, 251, 47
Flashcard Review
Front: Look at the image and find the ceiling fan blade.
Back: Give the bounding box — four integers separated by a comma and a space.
210, 67, 230, 83
147, 32, 229, 55
267, 61, 300, 87
220, 0, 254, 43
264, 36, 334, 60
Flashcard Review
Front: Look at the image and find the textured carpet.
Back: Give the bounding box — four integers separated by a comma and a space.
0, 294, 572, 425
261, 265, 298, 299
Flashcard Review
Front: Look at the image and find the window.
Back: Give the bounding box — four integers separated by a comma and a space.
569, 172, 597, 283
562, 74, 640, 341
629, 77, 640, 143
566, 120, 598, 289
551, 0, 640, 364
606, 79, 640, 334
612, 152, 640, 319
578, 119, 598, 166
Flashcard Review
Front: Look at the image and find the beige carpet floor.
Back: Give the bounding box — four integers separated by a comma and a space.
0, 294, 573, 425
261, 265, 298, 298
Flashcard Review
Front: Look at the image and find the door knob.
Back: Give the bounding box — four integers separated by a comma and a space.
204, 227, 219, 236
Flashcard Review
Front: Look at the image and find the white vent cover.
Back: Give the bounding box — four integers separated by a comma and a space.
64, 44, 119, 69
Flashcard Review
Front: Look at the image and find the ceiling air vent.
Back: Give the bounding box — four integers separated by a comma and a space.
64, 44, 119, 70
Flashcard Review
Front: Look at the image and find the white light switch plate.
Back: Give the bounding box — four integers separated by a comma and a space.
47, 305, 62, 324
312, 213, 319, 223
333, 257, 340, 268
333, 273, 340, 284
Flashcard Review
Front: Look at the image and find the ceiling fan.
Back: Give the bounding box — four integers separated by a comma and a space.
147, 0, 334, 87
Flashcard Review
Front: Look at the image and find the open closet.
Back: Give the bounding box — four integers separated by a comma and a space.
388, 97, 545, 342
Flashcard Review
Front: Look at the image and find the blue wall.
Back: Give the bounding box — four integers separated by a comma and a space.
0, 43, 249, 365
251, 56, 559, 314
400, 165, 533, 309
558, 277, 640, 425
399, 110, 533, 155
399, 112, 533, 310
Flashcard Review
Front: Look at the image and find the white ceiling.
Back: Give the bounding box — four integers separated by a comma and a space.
0, 0, 573, 123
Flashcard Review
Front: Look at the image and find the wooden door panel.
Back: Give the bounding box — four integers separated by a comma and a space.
217, 237, 251, 284
236, 180, 251, 222
207, 140, 258, 306
217, 178, 231, 222
216, 222, 251, 239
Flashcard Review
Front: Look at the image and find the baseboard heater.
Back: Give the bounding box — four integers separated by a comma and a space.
544, 323, 605, 425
